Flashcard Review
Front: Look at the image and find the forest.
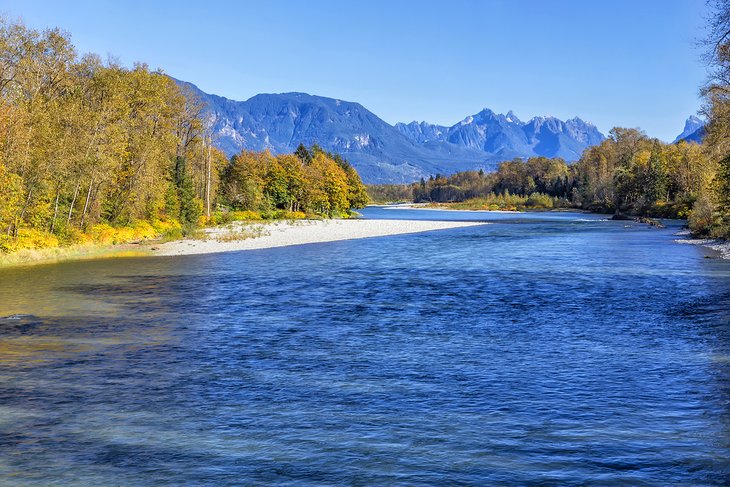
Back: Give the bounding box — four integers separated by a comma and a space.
369, 1, 730, 240
3, 1, 730, 256
0, 18, 367, 253
369, 132, 715, 222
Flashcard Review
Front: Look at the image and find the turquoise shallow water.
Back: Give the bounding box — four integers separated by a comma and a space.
0, 208, 729, 485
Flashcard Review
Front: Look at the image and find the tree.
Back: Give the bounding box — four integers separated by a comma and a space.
699, 0, 730, 234
294, 143, 312, 164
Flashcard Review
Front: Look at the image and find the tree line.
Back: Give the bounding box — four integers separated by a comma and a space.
369, 1, 730, 238
0, 18, 367, 252
368, 132, 717, 222
220, 144, 368, 218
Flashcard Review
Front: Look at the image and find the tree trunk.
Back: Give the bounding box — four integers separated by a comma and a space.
205, 138, 212, 218
50, 191, 60, 234
67, 180, 80, 224
81, 173, 95, 229
14, 187, 33, 238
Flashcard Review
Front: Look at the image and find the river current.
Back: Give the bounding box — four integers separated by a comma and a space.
0, 208, 729, 485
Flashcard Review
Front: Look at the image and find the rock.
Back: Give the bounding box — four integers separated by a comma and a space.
635, 217, 666, 229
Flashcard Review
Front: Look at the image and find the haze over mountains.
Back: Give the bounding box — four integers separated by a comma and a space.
176, 78, 701, 184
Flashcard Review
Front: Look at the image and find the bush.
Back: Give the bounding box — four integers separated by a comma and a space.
159, 227, 184, 242
229, 210, 263, 221
525, 193, 554, 208
55, 225, 90, 246
151, 219, 182, 235
89, 221, 166, 245
688, 194, 716, 236
272, 210, 306, 220
0, 229, 59, 254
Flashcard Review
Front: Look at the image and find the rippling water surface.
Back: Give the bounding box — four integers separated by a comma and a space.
1, 208, 729, 485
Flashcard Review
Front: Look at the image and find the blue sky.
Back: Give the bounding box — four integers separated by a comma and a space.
1, 0, 709, 141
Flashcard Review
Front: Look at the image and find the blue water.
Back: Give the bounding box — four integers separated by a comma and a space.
1, 208, 729, 485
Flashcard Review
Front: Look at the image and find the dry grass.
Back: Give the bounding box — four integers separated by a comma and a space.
214, 224, 270, 242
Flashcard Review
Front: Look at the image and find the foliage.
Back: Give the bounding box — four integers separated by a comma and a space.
366, 184, 413, 203
0, 17, 368, 255
369, 132, 719, 220
219, 145, 368, 218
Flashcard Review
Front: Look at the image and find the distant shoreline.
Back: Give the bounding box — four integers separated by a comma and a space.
375, 203, 519, 213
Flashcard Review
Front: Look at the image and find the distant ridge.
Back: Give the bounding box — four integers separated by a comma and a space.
396, 110, 604, 162
174, 78, 606, 183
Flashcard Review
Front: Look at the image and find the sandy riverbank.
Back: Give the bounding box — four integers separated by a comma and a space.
153, 219, 487, 257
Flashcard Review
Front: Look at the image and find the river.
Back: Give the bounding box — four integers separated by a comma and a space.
0, 208, 729, 484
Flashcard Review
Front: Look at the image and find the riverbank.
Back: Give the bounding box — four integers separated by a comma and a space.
378, 203, 730, 260
0, 218, 489, 267
153, 219, 488, 256
0, 243, 152, 268
674, 231, 730, 259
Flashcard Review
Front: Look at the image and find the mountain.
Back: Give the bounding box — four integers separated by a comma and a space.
175, 78, 605, 183
176, 79, 493, 183
393, 121, 449, 143
399, 110, 605, 162
673, 115, 706, 144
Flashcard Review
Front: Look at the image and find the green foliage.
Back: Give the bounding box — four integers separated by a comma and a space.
688, 193, 717, 236
525, 193, 555, 208
0, 18, 366, 255
366, 184, 413, 204
0, 16, 224, 252
219, 146, 367, 218
174, 157, 204, 226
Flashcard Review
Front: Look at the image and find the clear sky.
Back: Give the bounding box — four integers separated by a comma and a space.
0, 0, 709, 141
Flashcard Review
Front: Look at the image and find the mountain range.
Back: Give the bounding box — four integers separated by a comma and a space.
176, 78, 702, 184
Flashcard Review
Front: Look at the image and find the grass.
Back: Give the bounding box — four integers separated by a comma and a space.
214, 224, 270, 242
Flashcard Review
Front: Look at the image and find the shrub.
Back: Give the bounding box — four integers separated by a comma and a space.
525, 193, 554, 208
0, 229, 60, 253
688, 194, 716, 236
229, 210, 263, 221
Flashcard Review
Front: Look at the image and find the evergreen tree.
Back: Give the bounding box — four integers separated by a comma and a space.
294, 143, 312, 165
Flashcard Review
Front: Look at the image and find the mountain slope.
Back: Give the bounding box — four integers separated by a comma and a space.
177, 79, 494, 183
394, 121, 449, 143
673, 115, 706, 144
398, 110, 605, 162
175, 78, 605, 183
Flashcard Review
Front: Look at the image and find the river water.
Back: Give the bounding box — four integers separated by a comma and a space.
0, 208, 729, 485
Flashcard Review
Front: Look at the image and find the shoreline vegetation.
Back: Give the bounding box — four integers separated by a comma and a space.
3, 4, 730, 266
366, 133, 725, 234
0, 17, 368, 264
